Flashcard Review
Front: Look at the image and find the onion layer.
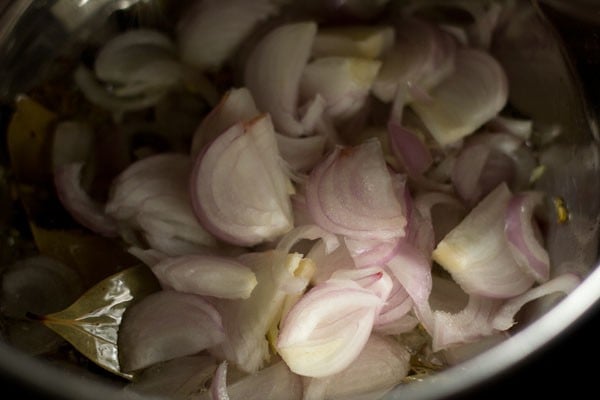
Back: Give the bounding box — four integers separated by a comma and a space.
306, 140, 407, 240
244, 22, 318, 137
190, 114, 293, 246
433, 183, 535, 298
277, 279, 381, 377
151, 255, 257, 299
118, 290, 225, 372
411, 48, 508, 146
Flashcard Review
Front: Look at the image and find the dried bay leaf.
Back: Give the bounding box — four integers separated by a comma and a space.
35, 265, 161, 379
7, 95, 56, 184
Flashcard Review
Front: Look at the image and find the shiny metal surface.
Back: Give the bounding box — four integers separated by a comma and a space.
0, 1, 598, 399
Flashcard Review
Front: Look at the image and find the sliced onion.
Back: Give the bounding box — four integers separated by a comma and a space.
300, 57, 381, 122
52, 121, 95, 169
413, 191, 466, 246
505, 192, 550, 283
177, 0, 278, 70
94, 29, 181, 96
54, 163, 118, 237
218, 251, 307, 373
75, 66, 165, 113
487, 115, 533, 141
276, 134, 326, 173
190, 87, 260, 157
190, 114, 293, 246
142, 228, 216, 258
442, 333, 509, 365
372, 18, 456, 103
307, 240, 356, 285
344, 237, 398, 268
125, 355, 217, 399
312, 25, 395, 59
118, 290, 225, 372
373, 268, 413, 329
277, 279, 381, 377
105, 153, 217, 251
244, 22, 317, 137
306, 140, 407, 241
432, 295, 502, 351
386, 242, 434, 331
210, 361, 230, 400
276, 224, 340, 255
330, 266, 394, 305
220, 362, 303, 400
433, 183, 536, 298
411, 48, 508, 146
492, 273, 580, 330
151, 255, 257, 299
452, 132, 523, 205
303, 334, 410, 400
127, 246, 169, 267
388, 121, 433, 176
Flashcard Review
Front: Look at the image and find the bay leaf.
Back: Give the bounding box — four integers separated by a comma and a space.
36, 265, 161, 380
30, 223, 140, 288
7, 95, 56, 184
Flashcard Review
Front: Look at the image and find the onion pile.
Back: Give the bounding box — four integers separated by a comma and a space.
49, 0, 583, 399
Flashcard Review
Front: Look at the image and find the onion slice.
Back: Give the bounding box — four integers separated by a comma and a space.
301, 57, 381, 123
244, 22, 317, 137
433, 183, 536, 298
105, 153, 217, 253
411, 49, 508, 146
302, 334, 410, 400
177, 0, 278, 70
210, 361, 230, 400
94, 29, 181, 96
492, 273, 580, 330
218, 251, 308, 373
505, 191, 550, 283
190, 114, 293, 246
118, 290, 225, 372
277, 279, 381, 377
306, 140, 407, 241
151, 255, 257, 299
54, 163, 118, 237
190, 87, 260, 157
312, 25, 395, 59
388, 121, 433, 176
372, 18, 456, 103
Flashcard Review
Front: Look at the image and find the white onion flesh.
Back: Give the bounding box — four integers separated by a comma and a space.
218, 251, 308, 373
312, 26, 395, 59
372, 18, 456, 103
302, 334, 411, 400
54, 163, 119, 237
277, 279, 382, 377
190, 114, 293, 246
118, 290, 225, 372
433, 183, 536, 298
411, 48, 508, 146
94, 29, 181, 97
151, 255, 257, 299
198, 361, 303, 400
105, 153, 217, 253
306, 140, 407, 241
301, 57, 381, 122
125, 355, 217, 399
245, 22, 318, 137
505, 192, 550, 283
190, 87, 260, 157
177, 0, 278, 71
210, 361, 230, 400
